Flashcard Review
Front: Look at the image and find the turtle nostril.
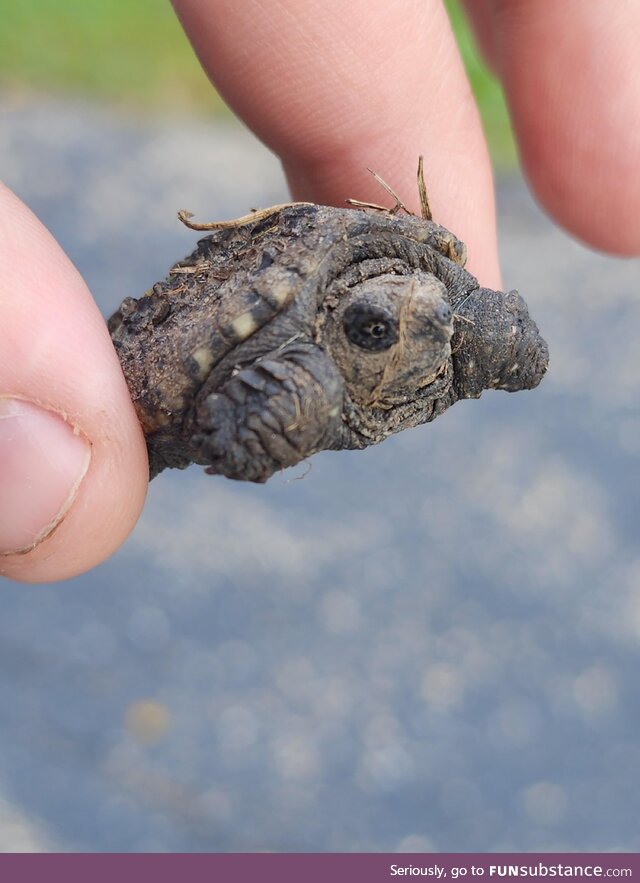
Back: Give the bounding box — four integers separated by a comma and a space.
435, 301, 453, 326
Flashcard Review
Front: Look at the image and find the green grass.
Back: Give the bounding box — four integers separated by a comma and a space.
0, 0, 515, 164
444, 0, 516, 166
0, 0, 224, 114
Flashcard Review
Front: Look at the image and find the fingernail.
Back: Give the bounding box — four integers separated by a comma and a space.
0, 397, 91, 555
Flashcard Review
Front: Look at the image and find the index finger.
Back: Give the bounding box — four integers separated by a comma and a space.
171, 0, 501, 288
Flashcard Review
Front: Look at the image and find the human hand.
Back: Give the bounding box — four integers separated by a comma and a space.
171, 0, 640, 285
2, 0, 638, 582
0, 185, 149, 582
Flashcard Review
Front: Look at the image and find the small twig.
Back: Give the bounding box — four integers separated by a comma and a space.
177, 202, 313, 231
417, 155, 432, 221
168, 265, 199, 274
453, 313, 475, 326
366, 167, 410, 215
345, 198, 390, 212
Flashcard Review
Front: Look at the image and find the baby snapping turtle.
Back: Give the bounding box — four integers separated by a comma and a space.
109, 162, 548, 482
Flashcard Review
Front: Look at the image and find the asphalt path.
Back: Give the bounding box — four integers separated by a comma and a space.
0, 95, 639, 852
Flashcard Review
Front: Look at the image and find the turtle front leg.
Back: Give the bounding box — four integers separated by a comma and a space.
190, 343, 345, 483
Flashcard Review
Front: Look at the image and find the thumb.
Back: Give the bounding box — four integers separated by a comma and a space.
0, 183, 148, 583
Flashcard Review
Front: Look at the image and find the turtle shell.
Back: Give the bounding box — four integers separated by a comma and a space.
108, 203, 475, 457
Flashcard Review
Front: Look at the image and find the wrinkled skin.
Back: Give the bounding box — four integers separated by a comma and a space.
109, 204, 548, 482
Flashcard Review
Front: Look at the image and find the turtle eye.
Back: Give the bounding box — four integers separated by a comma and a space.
343, 303, 398, 352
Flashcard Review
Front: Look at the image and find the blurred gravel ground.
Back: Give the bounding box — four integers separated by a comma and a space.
0, 95, 639, 853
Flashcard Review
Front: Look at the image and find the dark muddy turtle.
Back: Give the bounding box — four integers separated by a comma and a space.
108, 162, 548, 482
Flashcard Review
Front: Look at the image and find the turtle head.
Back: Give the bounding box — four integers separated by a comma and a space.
322, 272, 453, 408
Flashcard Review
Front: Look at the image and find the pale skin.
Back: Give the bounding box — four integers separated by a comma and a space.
1, 0, 639, 582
